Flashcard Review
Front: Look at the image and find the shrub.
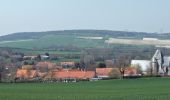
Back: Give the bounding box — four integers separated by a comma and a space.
109, 68, 121, 79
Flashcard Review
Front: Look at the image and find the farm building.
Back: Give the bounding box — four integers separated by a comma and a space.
35, 62, 60, 79
23, 56, 37, 60
131, 60, 151, 75
96, 68, 113, 78
96, 68, 120, 79
36, 61, 58, 71
15, 69, 38, 81
124, 67, 139, 76
51, 69, 95, 82
60, 61, 75, 69
22, 65, 34, 70
40, 55, 49, 60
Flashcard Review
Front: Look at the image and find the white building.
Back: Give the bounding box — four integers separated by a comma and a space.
151, 49, 164, 75
131, 60, 151, 75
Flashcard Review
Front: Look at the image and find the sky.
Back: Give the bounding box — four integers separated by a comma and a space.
0, 0, 170, 35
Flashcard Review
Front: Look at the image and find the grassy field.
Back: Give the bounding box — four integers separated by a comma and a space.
1, 78, 170, 100
0, 34, 107, 49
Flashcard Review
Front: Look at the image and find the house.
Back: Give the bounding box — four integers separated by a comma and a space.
35, 62, 59, 78
96, 68, 120, 79
36, 61, 57, 70
23, 56, 37, 60
15, 69, 38, 81
60, 61, 75, 68
40, 55, 49, 60
131, 60, 151, 75
124, 67, 139, 76
51, 69, 95, 81
22, 65, 34, 70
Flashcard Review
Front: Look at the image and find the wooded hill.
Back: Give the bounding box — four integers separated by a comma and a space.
0, 30, 169, 50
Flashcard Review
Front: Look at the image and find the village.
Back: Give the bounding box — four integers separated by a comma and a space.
0, 49, 169, 83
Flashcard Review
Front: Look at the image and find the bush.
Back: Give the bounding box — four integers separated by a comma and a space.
109, 68, 121, 79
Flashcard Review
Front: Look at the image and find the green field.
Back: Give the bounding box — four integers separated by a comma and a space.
12, 48, 81, 55
1, 78, 170, 100
0, 35, 108, 49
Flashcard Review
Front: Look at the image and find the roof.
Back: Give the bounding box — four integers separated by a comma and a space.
60, 62, 75, 66
124, 67, 137, 76
52, 70, 95, 79
22, 65, 34, 70
36, 62, 56, 69
96, 68, 113, 77
15, 69, 37, 79
152, 49, 163, 63
23, 56, 37, 59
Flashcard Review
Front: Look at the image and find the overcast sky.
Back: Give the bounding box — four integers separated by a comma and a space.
0, 0, 170, 35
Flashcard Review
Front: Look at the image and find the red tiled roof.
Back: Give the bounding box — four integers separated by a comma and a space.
36, 61, 56, 69
15, 69, 37, 79
124, 67, 137, 75
96, 68, 113, 76
52, 70, 95, 79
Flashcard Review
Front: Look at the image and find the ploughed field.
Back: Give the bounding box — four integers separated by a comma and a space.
0, 78, 170, 100
105, 38, 170, 46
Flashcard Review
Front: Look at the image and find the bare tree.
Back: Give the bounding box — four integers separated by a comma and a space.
116, 55, 131, 78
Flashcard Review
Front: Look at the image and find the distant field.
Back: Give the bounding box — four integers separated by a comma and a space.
1, 33, 169, 49
0, 35, 107, 49
12, 49, 81, 55
1, 78, 170, 100
77, 36, 103, 40
106, 38, 170, 46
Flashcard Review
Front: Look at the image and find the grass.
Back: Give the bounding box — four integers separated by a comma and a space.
0, 34, 108, 49
0, 78, 170, 100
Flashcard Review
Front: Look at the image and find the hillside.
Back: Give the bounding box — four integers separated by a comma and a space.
1, 30, 170, 41
0, 30, 170, 49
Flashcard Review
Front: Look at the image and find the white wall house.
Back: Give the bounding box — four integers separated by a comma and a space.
131, 60, 151, 75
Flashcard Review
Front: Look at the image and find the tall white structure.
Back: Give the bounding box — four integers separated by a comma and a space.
131, 60, 151, 75
151, 49, 164, 75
